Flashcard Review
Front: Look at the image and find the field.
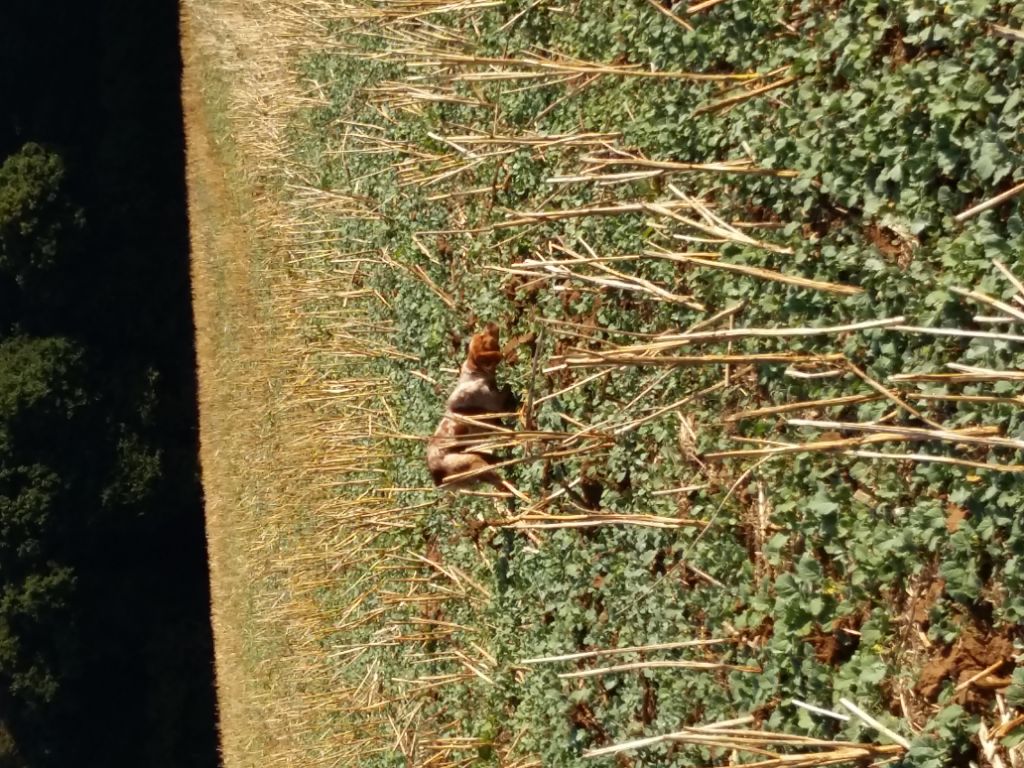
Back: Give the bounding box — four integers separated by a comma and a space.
182, 1, 1024, 766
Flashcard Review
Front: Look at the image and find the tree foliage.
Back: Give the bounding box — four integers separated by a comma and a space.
0, 2, 217, 767
0, 337, 88, 763
0, 144, 84, 284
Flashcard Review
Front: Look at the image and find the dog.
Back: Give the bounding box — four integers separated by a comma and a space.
426, 323, 517, 491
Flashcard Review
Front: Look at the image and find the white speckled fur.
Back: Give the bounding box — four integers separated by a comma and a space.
426, 325, 513, 489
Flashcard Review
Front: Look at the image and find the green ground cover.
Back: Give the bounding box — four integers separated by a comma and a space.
274, 1, 1023, 764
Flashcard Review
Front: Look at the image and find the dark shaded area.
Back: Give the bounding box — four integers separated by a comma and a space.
0, 2, 219, 767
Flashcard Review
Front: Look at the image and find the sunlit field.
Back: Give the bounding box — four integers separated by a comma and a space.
183, 2, 1024, 766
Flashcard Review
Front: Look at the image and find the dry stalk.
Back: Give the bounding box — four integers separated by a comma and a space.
894, 324, 1024, 345
705, 424, 1002, 461
991, 23, 1024, 42
547, 351, 846, 371
686, 0, 729, 12
890, 371, 1024, 383
590, 316, 903, 356
951, 285, 1024, 324
848, 450, 1024, 473
498, 243, 706, 310
557, 659, 759, 679
488, 512, 706, 530
692, 74, 799, 115
788, 418, 1024, 451
386, 48, 766, 83
724, 393, 882, 422
644, 246, 862, 295
994, 258, 1024, 298
555, 149, 798, 182
954, 179, 1024, 222
520, 638, 735, 664
584, 722, 906, 762
500, 197, 701, 228
646, 197, 793, 255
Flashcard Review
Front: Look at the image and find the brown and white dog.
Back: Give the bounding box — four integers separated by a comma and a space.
426, 323, 517, 491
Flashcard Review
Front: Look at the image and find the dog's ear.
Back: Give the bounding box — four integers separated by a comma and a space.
479, 322, 500, 346
468, 323, 502, 371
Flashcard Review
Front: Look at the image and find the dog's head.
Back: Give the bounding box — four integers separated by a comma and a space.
466, 323, 502, 374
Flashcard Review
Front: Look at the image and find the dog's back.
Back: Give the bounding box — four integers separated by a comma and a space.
427, 324, 514, 489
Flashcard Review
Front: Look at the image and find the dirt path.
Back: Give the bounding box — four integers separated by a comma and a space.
181, 9, 270, 763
